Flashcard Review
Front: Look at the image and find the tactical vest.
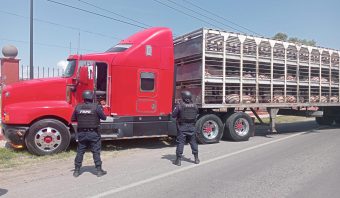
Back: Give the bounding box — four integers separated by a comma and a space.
76, 103, 100, 129
178, 102, 198, 123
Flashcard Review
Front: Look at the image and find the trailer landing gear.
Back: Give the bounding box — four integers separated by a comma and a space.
267, 108, 279, 133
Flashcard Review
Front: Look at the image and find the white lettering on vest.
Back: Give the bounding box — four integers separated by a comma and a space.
80, 110, 92, 114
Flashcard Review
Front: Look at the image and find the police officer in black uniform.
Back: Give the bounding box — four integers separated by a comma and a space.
72, 90, 107, 177
172, 90, 199, 166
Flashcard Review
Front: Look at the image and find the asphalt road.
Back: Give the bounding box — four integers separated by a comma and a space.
1, 120, 339, 198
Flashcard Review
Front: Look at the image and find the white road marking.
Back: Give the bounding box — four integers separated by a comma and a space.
90, 132, 305, 198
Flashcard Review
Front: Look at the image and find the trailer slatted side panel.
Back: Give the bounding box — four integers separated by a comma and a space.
174, 28, 340, 109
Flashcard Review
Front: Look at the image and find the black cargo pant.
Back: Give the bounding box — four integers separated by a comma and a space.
176, 127, 198, 157
74, 131, 102, 167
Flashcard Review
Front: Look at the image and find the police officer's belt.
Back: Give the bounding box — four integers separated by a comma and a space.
78, 128, 97, 132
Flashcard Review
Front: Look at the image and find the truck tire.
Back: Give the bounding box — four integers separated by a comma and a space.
315, 117, 333, 125
223, 112, 254, 141
196, 114, 223, 144
25, 119, 71, 156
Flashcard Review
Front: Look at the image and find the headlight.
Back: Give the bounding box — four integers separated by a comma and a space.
3, 112, 10, 122
5, 91, 10, 97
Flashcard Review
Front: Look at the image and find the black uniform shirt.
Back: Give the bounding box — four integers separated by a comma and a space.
71, 101, 107, 122
172, 102, 197, 133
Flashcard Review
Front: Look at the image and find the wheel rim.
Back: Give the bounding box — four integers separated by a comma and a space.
202, 120, 219, 140
234, 118, 249, 137
34, 127, 62, 152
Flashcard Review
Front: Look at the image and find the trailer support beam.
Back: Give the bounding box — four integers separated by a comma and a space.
250, 108, 265, 125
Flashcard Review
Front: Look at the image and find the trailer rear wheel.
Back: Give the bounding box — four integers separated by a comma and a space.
315, 117, 333, 125
196, 114, 223, 144
223, 112, 254, 141
25, 119, 71, 156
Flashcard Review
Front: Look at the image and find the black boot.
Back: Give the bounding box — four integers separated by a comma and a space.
73, 166, 81, 177
96, 166, 107, 177
174, 156, 181, 166
194, 154, 200, 164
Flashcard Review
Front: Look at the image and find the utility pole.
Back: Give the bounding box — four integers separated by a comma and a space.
29, 0, 33, 79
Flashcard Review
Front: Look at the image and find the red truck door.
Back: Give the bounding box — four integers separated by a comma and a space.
75, 61, 95, 103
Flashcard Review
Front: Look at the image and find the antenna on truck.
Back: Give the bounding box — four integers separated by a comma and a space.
77, 31, 80, 55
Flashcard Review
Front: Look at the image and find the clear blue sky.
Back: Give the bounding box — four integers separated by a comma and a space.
1, 0, 340, 69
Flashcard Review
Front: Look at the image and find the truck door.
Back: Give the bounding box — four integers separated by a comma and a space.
136, 70, 158, 115
95, 62, 110, 115
75, 60, 95, 103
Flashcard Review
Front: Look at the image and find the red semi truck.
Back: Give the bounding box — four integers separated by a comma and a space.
2, 27, 340, 155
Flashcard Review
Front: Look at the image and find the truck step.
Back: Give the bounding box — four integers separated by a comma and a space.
101, 134, 119, 139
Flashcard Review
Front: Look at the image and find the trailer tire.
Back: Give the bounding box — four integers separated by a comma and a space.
223, 112, 253, 141
25, 119, 71, 156
315, 117, 333, 126
196, 114, 223, 144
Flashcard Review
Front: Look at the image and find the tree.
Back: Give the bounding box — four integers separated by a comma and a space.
304, 40, 316, 46
273, 32, 288, 41
288, 37, 299, 43
273, 33, 316, 46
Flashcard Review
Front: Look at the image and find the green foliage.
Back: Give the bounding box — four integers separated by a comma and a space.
0, 148, 16, 160
255, 116, 312, 124
273, 32, 288, 41
288, 37, 299, 43
0, 147, 75, 169
273, 33, 316, 46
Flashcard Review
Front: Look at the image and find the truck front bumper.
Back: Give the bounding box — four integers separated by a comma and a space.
2, 124, 29, 147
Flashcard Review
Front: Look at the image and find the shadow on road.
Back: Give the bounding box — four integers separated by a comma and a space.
253, 120, 339, 137
161, 154, 195, 164
0, 188, 8, 196
70, 165, 98, 176
67, 121, 339, 152
68, 137, 177, 153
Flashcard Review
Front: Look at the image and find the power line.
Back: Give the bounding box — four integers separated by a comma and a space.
165, 0, 245, 33
153, 0, 221, 30
0, 38, 96, 52
0, 10, 122, 41
46, 0, 147, 29
78, 0, 152, 28
182, 0, 262, 36
35, 18, 122, 41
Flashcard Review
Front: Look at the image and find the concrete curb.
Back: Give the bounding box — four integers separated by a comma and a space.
0, 131, 6, 148
0, 141, 5, 148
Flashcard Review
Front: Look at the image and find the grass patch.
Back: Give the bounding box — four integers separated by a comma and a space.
0, 147, 76, 170
255, 116, 313, 124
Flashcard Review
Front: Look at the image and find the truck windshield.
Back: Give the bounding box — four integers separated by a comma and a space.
63, 60, 76, 77
106, 44, 132, 52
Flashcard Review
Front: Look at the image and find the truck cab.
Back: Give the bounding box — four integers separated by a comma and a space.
1, 27, 176, 155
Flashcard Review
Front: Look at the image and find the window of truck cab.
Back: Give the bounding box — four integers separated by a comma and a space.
63, 60, 76, 77
78, 61, 95, 79
106, 43, 132, 52
140, 72, 155, 92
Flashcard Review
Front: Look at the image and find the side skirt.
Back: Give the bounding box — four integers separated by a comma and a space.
99, 116, 177, 140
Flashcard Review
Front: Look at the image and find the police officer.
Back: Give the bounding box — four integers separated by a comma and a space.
172, 90, 199, 166
72, 90, 107, 177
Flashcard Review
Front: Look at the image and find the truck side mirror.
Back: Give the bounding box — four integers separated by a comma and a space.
78, 67, 89, 84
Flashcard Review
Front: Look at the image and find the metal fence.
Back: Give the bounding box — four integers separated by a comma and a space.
20, 65, 64, 80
